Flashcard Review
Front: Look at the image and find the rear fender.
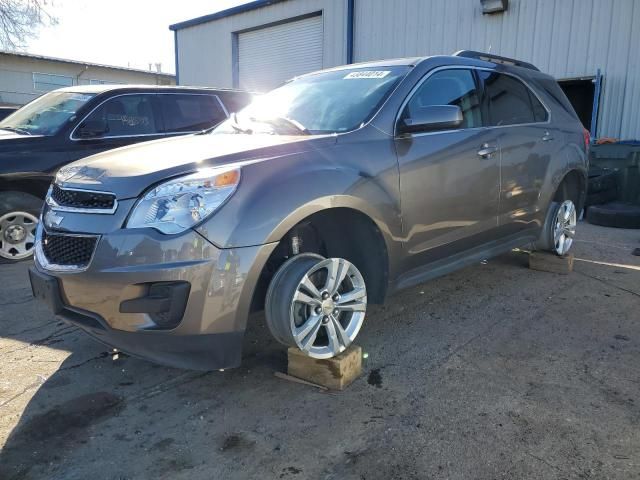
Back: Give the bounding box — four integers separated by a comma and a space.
539, 141, 588, 218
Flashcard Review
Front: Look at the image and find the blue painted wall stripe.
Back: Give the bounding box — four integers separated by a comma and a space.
174, 30, 180, 84
347, 0, 355, 64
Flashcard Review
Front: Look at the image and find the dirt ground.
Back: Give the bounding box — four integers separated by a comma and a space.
0, 222, 638, 480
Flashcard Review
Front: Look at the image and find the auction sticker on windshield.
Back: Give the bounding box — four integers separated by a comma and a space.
344, 71, 391, 79
69, 94, 93, 102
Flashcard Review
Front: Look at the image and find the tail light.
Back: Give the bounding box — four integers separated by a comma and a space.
583, 128, 590, 154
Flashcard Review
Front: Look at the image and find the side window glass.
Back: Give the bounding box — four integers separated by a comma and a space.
480, 72, 539, 126
529, 89, 548, 122
403, 69, 482, 129
161, 95, 227, 133
79, 94, 159, 137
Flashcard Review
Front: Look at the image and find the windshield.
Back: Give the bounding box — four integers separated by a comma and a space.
214, 66, 410, 135
0, 91, 95, 136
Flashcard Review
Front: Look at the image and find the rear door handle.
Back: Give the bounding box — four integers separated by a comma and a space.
542, 131, 554, 142
477, 144, 498, 158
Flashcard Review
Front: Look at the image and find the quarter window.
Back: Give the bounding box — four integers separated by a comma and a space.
79, 94, 160, 137
402, 69, 482, 129
160, 94, 227, 133
479, 71, 547, 125
529, 89, 548, 122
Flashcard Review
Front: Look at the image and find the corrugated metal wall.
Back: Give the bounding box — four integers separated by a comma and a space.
354, 0, 640, 139
176, 0, 347, 90
175, 0, 639, 139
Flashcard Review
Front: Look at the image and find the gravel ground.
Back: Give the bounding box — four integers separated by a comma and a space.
0, 222, 638, 480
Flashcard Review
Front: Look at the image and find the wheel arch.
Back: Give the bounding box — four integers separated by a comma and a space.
535, 167, 586, 253
250, 203, 392, 314
0, 176, 51, 200
263, 194, 396, 246
0, 189, 44, 213
553, 168, 587, 213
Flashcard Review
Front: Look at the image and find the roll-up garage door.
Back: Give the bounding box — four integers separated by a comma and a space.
238, 15, 323, 92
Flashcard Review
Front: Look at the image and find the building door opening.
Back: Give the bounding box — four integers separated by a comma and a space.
558, 78, 594, 130
557, 76, 600, 134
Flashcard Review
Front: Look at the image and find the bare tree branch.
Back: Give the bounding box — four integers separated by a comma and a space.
0, 0, 58, 50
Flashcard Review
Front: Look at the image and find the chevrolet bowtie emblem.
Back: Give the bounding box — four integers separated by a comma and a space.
44, 210, 64, 228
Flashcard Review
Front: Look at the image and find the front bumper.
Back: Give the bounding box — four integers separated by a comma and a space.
30, 226, 277, 370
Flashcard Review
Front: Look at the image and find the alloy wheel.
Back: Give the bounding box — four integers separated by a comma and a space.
289, 257, 367, 358
0, 211, 39, 260
553, 200, 576, 256
266, 255, 368, 359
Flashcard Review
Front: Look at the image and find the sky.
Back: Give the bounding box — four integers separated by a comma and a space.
24, 1, 252, 75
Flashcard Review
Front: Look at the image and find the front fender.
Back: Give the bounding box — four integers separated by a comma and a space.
196, 148, 403, 251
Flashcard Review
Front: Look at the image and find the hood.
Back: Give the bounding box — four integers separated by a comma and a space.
57, 132, 337, 199
0, 128, 44, 141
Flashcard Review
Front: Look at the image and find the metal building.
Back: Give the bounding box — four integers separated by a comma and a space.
170, 0, 640, 140
0, 50, 175, 107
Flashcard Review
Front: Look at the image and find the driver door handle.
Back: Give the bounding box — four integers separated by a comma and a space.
542, 131, 554, 142
477, 143, 498, 158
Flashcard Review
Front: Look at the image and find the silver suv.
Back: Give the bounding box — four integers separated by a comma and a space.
29, 51, 588, 370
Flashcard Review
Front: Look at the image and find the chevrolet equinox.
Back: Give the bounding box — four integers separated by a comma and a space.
29, 51, 588, 370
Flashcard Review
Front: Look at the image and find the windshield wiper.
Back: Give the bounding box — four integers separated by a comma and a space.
250, 116, 310, 135
199, 112, 253, 135
199, 123, 220, 135
0, 126, 32, 136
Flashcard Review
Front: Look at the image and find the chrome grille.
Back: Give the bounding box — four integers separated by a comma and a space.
49, 185, 117, 212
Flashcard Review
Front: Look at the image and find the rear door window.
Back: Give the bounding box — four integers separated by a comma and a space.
160, 94, 227, 133
402, 68, 482, 129
479, 71, 547, 126
78, 94, 160, 137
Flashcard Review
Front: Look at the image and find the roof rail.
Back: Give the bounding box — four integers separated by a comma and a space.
453, 50, 540, 71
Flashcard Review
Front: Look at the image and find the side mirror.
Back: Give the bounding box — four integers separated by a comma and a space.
76, 119, 108, 139
398, 105, 463, 134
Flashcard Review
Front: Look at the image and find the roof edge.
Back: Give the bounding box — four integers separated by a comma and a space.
0, 50, 175, 77
169, 0, 287, 31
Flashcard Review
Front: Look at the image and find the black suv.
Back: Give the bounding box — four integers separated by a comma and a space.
0, 85, 252, 262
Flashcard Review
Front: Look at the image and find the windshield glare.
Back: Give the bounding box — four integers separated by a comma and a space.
0, 91, 95, 136
215, 66, 410, 135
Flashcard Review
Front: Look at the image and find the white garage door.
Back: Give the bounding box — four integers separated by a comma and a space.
238, 15, 323, 92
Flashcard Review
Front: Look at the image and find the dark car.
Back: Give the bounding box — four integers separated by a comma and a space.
30, 51, 588, 370
0, 85, 252, 262
0, 106, 19, 121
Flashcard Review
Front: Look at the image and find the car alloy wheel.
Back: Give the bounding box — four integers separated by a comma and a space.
552, 200, 576, 256
0, 211, 38, 261
266, 254, 367, 359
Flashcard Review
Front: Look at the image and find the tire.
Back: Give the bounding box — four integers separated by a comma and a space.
585, 188, 618, 207
586, 203, 640, 229
0, 191, 43, 263
265, 253, 368, 359
535, 200, 577, 256
587, 169, 618, 194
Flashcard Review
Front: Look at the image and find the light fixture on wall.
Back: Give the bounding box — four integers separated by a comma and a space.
481, 0, 508, 14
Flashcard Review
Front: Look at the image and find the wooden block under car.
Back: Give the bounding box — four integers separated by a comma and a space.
287, 345, 362, 391
529, 251, 574, 275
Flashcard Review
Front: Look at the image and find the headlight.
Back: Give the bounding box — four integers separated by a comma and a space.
126, 167, 240, 234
